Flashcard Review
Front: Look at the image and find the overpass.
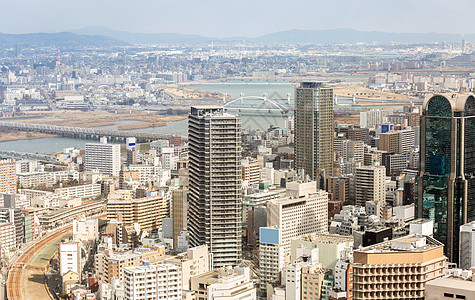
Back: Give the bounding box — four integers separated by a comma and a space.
0, 122, 177, 143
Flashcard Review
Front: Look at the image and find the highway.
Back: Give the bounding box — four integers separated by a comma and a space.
6, 225, 72, 300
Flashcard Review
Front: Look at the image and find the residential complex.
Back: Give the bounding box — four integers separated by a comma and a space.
295, 82, 334, 187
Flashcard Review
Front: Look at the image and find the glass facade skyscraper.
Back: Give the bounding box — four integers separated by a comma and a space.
294, 82, 334, 188
417, 93, 475, 263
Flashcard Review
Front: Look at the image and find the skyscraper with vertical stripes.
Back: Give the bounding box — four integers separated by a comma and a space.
294, 82, 334, 188
188, 105, 242, 267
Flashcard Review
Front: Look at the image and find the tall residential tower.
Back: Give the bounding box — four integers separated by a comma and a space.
417, 93, 475, 263
294, 82, 334, 188
188, 106, 242, 267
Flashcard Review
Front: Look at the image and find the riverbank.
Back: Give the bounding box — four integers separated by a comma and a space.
0, 110, 188, 143
0, 130, 56, 142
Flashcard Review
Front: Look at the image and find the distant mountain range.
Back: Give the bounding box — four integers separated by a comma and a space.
0, 31, 127, 49
255, 29, 474, 44
1, 27, 475, 49
72, 27, 475, 44
71, 26, 209, 44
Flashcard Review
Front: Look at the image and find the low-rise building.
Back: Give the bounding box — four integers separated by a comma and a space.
425, 277, 475, 300
124, 263, 182, 300
190, 266, 256, 300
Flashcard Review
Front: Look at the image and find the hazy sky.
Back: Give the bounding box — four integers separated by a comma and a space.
2, 0, 473, 37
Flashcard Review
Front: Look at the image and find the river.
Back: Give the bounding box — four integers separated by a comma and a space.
0, 79, 408, 154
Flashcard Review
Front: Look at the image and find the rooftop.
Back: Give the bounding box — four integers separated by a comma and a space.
357, 234, 443, 254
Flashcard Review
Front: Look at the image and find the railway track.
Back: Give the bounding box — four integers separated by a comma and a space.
6, 225, 72, 300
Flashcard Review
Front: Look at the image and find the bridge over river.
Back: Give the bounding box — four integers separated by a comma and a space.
0, 122, 175, 143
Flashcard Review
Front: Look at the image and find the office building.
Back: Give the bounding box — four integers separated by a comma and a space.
85, 139, 121, 176
172, 187, 188, 250
417, 93, 475, 262
379, 129, 415, 154
327, 176, 350, 203
290, 233, 354, 271
59, 242, 82, 279
334, 139, 364, 163
352, 235, 445, 300
124, 263, 182, 300
460, 221, 475, 270
259, 227, 285, 290
267, 181, 328, 254
188, 106, 242, 267
0, 159, 16, 194
336, 126, 370, 144
359, 109, 392, 129
285, 247, 326, 300
295, 82, 333, 187
355, 166, 386, 206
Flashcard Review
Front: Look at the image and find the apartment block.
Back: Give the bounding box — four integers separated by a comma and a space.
355, 166, 386, 207
295, 82, 333, 186
0, 158, 16, 194
242, 158, 260, 186
85, 139, 121, 176
352, 235, 446, 300
0, 221, 15, 256
124, 263, 182, 300
107, 195, 166, 232
188, 106, 242, 268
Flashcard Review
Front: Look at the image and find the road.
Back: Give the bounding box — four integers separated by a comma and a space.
6, 225, 72, 300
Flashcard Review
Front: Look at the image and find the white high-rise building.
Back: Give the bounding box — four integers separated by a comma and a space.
85, 139, 121, 176
359, 109, 393, 128
460, 221, 475, 270
355, 166, 386, 207
267, 181, 328, 254
124, 263, 182, 300
334, 139, 364, 163
259, 227, 285, 290
59, 242, 81, 279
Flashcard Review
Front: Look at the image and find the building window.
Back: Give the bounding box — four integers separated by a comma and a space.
443, 293, 454, 298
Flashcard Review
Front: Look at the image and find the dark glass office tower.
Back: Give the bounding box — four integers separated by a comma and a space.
417, 93, 475, 263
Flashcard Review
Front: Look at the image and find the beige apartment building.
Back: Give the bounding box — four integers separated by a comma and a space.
106, 194, 167, 232
95, 246, 166, 283
242, 158, 260, 186
352, 234, 446, 300
0, 158, 16, 194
